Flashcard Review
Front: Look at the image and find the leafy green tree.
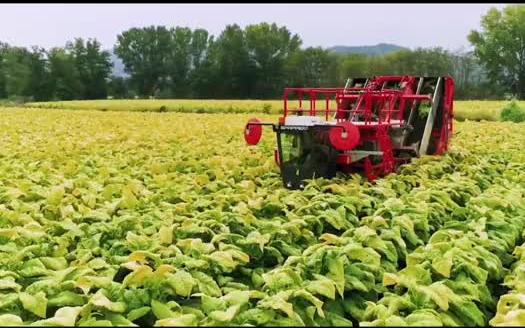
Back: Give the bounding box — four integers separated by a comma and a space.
48, 47, 83, 100
448, 50, 500, 99
0, 42, 11, 99
384, 48, 453, 76
189, 29, 215, 98
115, 26, 173, 97
211, 24, 254, 98
414, 48, 454, 76
285, 47, 337, 87
166, 27, 193, 97
245, 23, 302, 98
26, 46, 53, 101
283, 50, 305, 87
468, 5, 525, 98
3, 47, 32, 99
383, 50, 417, 75
108, 76, 130, 99
322, 52, 344, 87
340, 54, 372, 79
67, 38, 112, 99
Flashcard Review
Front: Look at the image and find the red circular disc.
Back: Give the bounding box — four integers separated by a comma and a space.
245, 118, 263, 145
329, 121, 360, 151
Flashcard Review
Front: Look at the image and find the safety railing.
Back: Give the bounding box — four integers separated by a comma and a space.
282, 87, 433, 126
283, 87, 368, 121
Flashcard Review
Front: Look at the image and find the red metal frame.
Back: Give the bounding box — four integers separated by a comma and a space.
282, 77, 433, 127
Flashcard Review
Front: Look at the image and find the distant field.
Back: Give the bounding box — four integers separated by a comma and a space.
454, 100, 508, 121
24, 99, 285, 114
23, 99, 515, 121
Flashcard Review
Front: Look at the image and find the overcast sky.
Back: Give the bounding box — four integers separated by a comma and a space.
0, 3, 508, 52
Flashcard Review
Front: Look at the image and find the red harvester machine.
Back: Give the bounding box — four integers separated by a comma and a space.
244, 76, 455, 189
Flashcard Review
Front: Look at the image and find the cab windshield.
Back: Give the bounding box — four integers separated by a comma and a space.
280, 132, 305, 164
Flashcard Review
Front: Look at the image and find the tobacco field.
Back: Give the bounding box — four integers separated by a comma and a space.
0, 107, 523, 326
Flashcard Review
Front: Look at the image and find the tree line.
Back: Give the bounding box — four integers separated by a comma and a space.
0, 39, 111, 101
0, 5, 523, 101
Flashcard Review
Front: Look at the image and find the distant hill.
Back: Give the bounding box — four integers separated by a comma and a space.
328, 43, 409, 56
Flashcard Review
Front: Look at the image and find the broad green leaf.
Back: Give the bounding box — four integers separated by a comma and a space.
0, 277, 21, 291
78, 318, 113, 326
432, 257, 454, 278
0, 314, 23, 326
177, 239, 215, 255
243, 231, 271, 251
87, 258, 108, 270
40, 257, 68, 271
417, 283, 453, 312
90, 291, 126, 313
306, 274, 336, 300
209, 304, 240, 322
19, 291, 48, 318
127, 307, 151, 322
292, 290, 325, 318
20, 258, 48, 277
154, 314, 197, 327
123, 265, 154, 288
235, 308, 275, 325
159, 225, 174, 245
262, 267, 302, 291
120, 186, 138, 209
200, 294, 226, 314
258, 291, 303, 325
151, 300, 175, 319
30, 306, 82, 326
405, 309, 443, 326
192, 271, 222, 297
167, 270, 196, 298
383, 273, 398, 287
47, 185, 65, 206
105, 313, 138, 326
48, 291, 86, 307
490, 309, 525, 327
0, 228, 19, 239
207, 251, 237, 272
326, 252, 346, 297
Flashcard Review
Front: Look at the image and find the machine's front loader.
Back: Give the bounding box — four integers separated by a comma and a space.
245, 118, 360, 189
